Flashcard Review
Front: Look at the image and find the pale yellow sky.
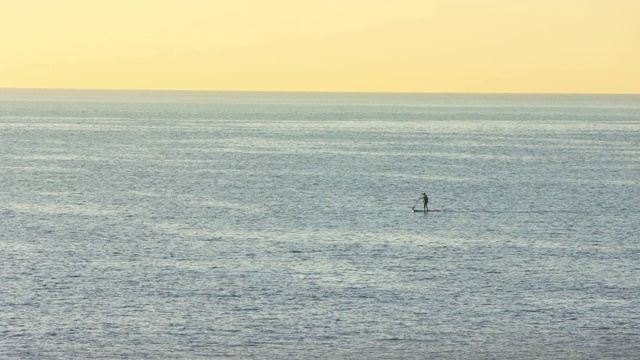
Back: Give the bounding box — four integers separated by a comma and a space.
1, 0, 639, 93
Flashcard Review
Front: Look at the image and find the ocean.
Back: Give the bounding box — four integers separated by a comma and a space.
1, 89, 639, 359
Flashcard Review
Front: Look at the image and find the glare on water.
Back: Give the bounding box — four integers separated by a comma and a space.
1, 90, 639, 358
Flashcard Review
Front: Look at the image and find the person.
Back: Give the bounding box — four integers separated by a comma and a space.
420, 193, 429, 211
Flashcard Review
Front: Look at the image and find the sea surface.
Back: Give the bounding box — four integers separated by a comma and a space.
1, 89, 639, 359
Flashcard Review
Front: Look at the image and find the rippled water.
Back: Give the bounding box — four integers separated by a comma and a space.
1, 90, 639, 358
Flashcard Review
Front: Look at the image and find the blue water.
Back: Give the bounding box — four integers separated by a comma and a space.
1, 89, 639, 359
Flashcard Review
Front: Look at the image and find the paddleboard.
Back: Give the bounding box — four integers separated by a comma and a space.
413, 209, 439, 212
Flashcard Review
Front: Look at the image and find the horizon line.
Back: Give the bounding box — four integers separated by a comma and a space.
1, 87, 639, 96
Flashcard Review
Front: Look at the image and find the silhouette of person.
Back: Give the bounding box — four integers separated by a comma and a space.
420, 193, 429, 211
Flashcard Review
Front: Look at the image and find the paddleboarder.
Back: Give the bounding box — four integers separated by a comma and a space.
420, 192, 429, 211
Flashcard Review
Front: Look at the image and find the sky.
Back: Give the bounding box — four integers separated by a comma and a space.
1, 0, 639, 93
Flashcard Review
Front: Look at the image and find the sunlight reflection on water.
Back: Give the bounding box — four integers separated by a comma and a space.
1, 91, 639, 359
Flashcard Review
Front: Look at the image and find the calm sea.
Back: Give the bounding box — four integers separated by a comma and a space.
1, 89, 639, 359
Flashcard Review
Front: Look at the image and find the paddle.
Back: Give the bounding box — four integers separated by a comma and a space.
411, 198, 421, 210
